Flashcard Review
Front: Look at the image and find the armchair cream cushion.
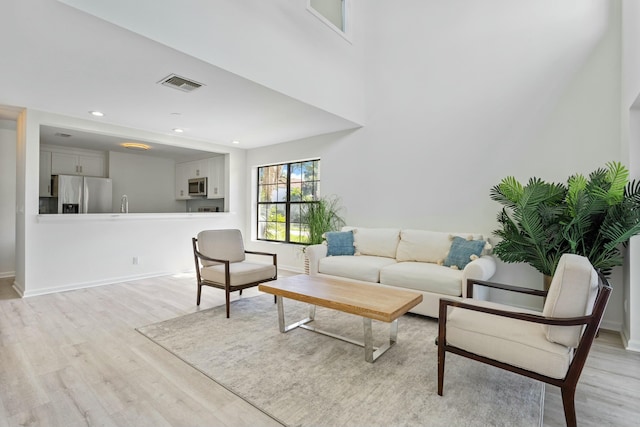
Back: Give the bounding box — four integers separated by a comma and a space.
446, 300, 573, 379
542, 254, 599, 348
197, 229, 245, 266
201, 262, 276, 286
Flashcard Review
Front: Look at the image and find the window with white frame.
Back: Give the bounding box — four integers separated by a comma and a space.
257, 159, 320, 243
307, 0, 350, 40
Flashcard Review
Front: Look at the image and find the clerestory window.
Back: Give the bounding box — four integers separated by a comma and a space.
307, 0, 350, 41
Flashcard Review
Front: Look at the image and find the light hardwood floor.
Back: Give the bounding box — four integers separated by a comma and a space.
0, 274, 638, 427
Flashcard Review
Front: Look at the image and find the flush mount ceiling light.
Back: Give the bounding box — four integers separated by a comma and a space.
172, 128, 184, 133
232, 140, 240, 144
121, 142, 150, 151
89, 110, 104, 117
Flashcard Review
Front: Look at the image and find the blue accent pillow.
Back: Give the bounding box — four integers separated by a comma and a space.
444, 236, 485, 269
325, 231, 355, 256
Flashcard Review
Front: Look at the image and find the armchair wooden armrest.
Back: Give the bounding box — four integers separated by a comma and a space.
244, 250, 278, 268
466, 278, 547, 299
438, 298, 593, 328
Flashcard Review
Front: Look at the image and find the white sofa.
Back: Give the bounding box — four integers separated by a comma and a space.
305, 227, 497, 318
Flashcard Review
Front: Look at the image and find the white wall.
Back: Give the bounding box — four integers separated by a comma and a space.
0, 120, 16, 277
108, 151, 185, 213
15, 109, 247, 296
621, 0, 640, 351
58, 0, 366, 125
248, 0, 624, 328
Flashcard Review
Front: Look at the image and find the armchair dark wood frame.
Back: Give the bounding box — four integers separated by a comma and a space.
192, 237, 278, 318
437, 273, 611, 427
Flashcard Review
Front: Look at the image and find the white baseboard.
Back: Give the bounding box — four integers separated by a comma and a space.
621, 328, 640, 353
600, 319, 622, 332
20, 271, 176, 298
0, 270, 15, 279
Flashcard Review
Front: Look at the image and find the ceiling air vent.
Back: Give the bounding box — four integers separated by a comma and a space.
158, 74, 204, 93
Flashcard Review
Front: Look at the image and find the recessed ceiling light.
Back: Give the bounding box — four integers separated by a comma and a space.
173, 128, 184, 133
121, 142, 150, 151
232, 140, 240, 144
89, 111, 104, 117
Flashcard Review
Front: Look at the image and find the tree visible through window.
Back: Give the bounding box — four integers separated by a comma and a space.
257, 160, 320, 243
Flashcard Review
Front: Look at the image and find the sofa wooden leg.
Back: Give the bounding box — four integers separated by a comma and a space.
196, 284, 202, 305
225, 288, 230, 318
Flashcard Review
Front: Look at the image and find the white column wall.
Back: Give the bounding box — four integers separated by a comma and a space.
0, 120, 17, 278
621, 0, 640, 351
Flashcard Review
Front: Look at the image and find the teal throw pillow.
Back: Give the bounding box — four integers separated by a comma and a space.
325, 231, 355, 256
444, 236, 486, 269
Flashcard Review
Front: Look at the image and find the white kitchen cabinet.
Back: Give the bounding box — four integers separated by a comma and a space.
51, 152, 106, 177
186, 159, 207, 179
175, 162, 191, 200
175, 157, 226, 200
39, 150, 53, 196
207, 156, 225, 199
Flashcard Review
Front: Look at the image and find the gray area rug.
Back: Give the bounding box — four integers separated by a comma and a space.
137, 295, 544, 427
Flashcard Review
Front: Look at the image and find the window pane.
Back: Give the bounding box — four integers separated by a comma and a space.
310, 0, 344, 31
290, 182, 302, 201
302, 182, 318, 201
302, 161, 316, 181
278, 165, 288, 184
290, 163, 302, 183
276, 184, 287, 202
259, 184, 276, 202
258, 204, 269, 221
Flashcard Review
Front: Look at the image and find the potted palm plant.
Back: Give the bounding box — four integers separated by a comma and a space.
491, 162, 640, 284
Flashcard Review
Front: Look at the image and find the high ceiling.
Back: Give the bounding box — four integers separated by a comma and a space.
0, 0, 359, 152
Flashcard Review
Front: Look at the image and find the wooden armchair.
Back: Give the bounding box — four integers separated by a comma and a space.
437, 253, 611, 427
192, 229, 277, 318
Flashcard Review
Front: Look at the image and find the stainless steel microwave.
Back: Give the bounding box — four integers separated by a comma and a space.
188, 177, 207, 196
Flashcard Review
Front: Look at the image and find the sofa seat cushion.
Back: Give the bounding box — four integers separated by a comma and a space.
446, 299, 572, 379
380, 262, 463, 296
201, 262, 276, 286
318, 255, 396, 283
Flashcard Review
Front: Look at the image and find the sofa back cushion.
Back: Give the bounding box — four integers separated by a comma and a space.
396, 230, 452, 263
396, 230, 487, 263
349, 227, 400, 258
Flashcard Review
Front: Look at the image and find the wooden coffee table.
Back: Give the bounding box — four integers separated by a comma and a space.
258, 275, 423, 363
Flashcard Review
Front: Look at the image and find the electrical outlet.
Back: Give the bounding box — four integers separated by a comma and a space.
133, 256, 139, 265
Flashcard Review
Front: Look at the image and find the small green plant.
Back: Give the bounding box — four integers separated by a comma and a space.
302, 195, 346, 245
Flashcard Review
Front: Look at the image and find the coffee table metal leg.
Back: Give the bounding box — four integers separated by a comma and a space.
364, 318, 398, 362
277, 295, 314, 333
275, 295, 399, 363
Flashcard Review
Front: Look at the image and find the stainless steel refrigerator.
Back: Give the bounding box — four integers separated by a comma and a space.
53, 175, 113, 214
